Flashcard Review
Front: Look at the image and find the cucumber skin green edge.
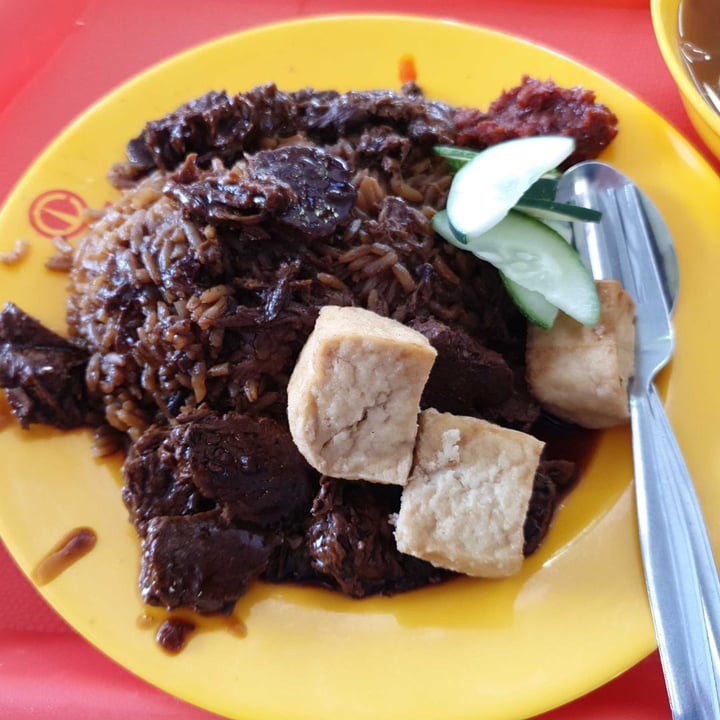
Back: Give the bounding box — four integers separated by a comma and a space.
515, 198, 602, 223
501, 275, 559, 330
445, 136, 576, 242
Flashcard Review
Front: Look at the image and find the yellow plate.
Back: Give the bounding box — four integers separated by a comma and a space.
1, 15, 720, 720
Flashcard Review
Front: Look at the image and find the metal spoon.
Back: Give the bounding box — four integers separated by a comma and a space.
558, 161, 720, 719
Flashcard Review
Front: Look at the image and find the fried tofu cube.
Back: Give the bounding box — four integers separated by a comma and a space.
286, 305, 437, 485
526, 280, 636, 429
394, 409, 544, 577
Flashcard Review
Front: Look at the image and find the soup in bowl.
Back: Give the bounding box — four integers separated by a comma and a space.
652, 0, 720, 160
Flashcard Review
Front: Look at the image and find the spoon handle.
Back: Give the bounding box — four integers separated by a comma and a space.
631, 382, 720, 719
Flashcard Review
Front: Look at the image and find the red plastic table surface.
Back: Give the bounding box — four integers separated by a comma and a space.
1, 1, 716, 718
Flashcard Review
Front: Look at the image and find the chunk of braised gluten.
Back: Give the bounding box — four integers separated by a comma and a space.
121, 408, 316, 534
525, 280, 635, 429
523, 459, 577, 556
395, 409, 544, 577
0, 302, 95, 429
140, 511, 277, 614
305, 476, 451, 597
287, 305, 437, 485
411, 311, 541, 433
409, 317, 514, 414
121, 422, 212, 538
169, 409, 316, 527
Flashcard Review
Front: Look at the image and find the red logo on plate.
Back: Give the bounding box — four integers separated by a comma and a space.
28, 189, 88, 238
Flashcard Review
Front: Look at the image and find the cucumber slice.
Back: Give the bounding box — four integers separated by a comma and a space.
431, 208, 466, 247
515, 197, 602, 223
502, 275, 559, 329
433, 145, 479, 170
433, 208, 572, 255
518, 174, 601, 222
466, 210, 600, 326
431, 209, 597, 327
432, 210, 560, 329
446, 135, 576, 241
540, 218, 573, 244
520, 176, 559, 203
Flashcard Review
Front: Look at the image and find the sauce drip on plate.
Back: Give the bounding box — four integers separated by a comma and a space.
141, 610, 248, 654
32, 527, 97, 585
156, 617, 196, 654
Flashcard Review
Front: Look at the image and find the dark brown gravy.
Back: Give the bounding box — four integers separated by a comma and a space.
155, 617, 196, 654
534, 416, 600, 475
32, 527, 97, 585
141, 610, 247, 654
679, 0, 720, 111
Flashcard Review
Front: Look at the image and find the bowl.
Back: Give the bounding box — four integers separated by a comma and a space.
651, 0, 720, 160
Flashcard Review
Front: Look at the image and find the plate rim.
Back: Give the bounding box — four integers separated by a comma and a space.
2, 12, 718, 720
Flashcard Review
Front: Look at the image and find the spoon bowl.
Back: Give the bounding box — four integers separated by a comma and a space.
557, 161, 679, 313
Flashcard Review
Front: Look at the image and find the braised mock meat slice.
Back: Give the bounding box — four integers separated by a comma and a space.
247, 145, 356, 239
301, 84, 456, 146
523, 467, 557, 557
409, 316, 514, 414
407, 316, 541, 431
165, 161, 296, 228
306, 477, 451, 598
0, 302, 96, 429
169, 408, 317, 528
120, 84, 303, 178
166, 145, 357, 238
140, 511, 278, 613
